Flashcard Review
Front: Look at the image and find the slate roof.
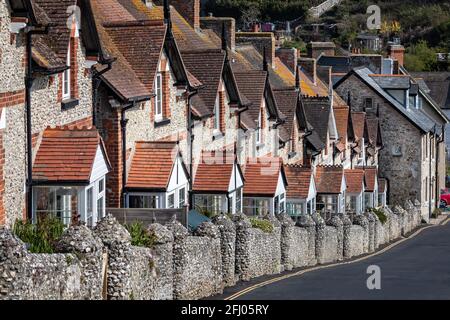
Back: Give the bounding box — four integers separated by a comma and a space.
285, 165, 314, 199
302, 96, 331, 145
315, 165, 345, 194
91, 0, 167, 101
126, 141, 181, 191
193, 150, 237, 193
181, 49, 226, 117
410, 72, 450, 109
370, 74, 411, 89
243, 157, 285, 197
333, 106, 349, 142
344, 169, 365, 194
33, 126, 109, 184
234, 70, 267, 122
337, 67, 437, 133
273, 89, 299, 143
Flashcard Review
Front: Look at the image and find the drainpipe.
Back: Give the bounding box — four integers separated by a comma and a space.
429, 131, 433, 220
24, 26, 48, 221
436, 125, 444, 210
91, 59, 114, 127
25, 29, 34, 222
121, 102, 136, 207
187, 91, 197, 210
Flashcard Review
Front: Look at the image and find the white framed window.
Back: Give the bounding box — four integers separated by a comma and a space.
155, 72, 163, 121
97, 178, 105, 220
0, 108, 6, 129
62, 43, 71, 100
86, 186, 94, 227
243, 198, 270, 216
194, 194, 225, 215
256, 110, 262, 144
178, 187, 186, 208
128, 193, 161, 209
235, 188, 242, 213
167, 192, 175, 209
214, 95, 220, 131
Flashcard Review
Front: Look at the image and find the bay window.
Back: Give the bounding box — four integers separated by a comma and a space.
128, 194, 161, 209
194, 194, 226, 215
243, 198, 270, 216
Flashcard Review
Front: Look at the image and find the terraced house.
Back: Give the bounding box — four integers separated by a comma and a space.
1, 0, 446, 229
0, 0, 109, 227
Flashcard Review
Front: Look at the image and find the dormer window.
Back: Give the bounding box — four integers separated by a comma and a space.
62, 44, 71, 101
155, 72, 163, 121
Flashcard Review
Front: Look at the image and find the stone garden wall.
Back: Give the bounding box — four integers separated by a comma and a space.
0, 202, 423, 300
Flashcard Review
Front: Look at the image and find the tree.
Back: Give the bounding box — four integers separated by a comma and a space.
404, 40, 439, 72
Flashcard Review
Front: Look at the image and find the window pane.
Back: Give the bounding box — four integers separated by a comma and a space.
86, 187, 93, 227
168, 193, 175, 209
129, 195, 158, 209
97, 196, 104, 220
98, 178, 104, 194
179, 188, 186, 207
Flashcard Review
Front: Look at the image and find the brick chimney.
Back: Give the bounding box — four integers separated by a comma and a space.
388, 44, 405, 67
157, 0, 200, 30
236, 32, 276, 67
200, 16, 236, 51
275, 48, 298, 73
307, 42, 335, 59
298, 58, 317, 85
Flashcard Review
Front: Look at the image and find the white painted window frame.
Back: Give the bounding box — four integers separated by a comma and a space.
62, 43, 71, 101
155, 72, 163, 121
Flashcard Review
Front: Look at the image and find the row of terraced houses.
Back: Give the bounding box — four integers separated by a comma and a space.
0, 0, 447, 229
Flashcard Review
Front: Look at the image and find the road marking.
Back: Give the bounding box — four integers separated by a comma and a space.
225, 217, 450, 300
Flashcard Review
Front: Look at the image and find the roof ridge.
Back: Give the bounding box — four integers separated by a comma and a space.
103, 20, 164, 28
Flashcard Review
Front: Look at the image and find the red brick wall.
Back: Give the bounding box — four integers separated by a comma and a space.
162, 70, 170, 118
70, 36, 79, 99
165, 0, 200, 29
219, 90, 225, 133
276, 48, 298, 73
0, 90, 25, 108
103, 109, 123, 208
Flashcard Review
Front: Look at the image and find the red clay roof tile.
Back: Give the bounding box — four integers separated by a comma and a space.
193, 150, 236, 193
244, 157, 284, 197
315, 165, 344, 194
33, 126, 105, 183
126, 141, 179, 190
344, 169, 365, 194
285, 165, 313, 199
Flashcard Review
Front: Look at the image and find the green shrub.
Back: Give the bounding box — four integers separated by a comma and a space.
432, 208, 442, 219
370, 208, 387, 225
13, 215, 65, 254
125, 221, 156, 248
249, 217, 273, 233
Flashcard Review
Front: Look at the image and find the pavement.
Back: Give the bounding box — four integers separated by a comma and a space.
219, 215, 450, 300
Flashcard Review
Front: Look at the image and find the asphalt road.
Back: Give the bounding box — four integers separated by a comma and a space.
234, 220, 450, 300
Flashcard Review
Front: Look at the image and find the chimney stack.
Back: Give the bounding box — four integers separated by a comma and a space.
387, 44, 405, 67
156, 0, 200, 30
275, 48, 298, 74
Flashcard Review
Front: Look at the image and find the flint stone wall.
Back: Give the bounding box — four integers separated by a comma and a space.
0, 225, 104, 300
346, 225, 365, 258
234, 214, 282, 281
169, 221, 223, 300
278, 213, 310, 270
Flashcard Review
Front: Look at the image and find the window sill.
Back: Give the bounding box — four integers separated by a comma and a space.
288, 151, 297, 159
154, 118, 171, 128
212, 130, 223, 141
61, 98, 79, 111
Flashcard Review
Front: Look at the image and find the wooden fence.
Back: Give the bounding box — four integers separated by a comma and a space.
106, 207, 189, 228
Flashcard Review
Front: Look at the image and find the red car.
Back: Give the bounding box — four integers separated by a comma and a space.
440, 189, 450, 208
